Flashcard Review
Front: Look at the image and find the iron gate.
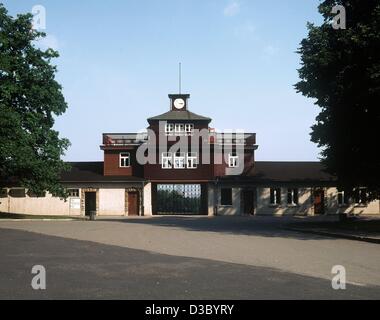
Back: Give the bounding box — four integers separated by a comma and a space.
156, 184, 201, 215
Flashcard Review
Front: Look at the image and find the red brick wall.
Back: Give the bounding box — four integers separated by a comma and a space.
103, 150, 143, 176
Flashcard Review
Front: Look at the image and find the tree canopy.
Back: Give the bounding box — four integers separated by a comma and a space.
295, 0, 380, 200
0, 4, 70, 197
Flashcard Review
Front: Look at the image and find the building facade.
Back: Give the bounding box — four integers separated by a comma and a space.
1, 94, 379, 216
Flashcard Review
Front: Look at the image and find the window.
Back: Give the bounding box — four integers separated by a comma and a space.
187, 152, 198, 169
228, 152, 238, 168
162, 152, 172, 169
67, 188, 80, 198
175, 124, 185, 134
270, 188, 281, 205
27, 190, 46, 198
9, 188, 26, 198
174, 152, 186, 169
185, 124, 194, 135
119, 152, 130, 167
165, 123, 174, 135
0, 188, 8, 198
221, 188, 233, 206
354, 188, 368, 205
287, 188, 299, 205
162, 152, 197, 169
337, 191, 349, 206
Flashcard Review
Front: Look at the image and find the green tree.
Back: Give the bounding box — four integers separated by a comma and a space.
295, 0, 380, 200
0, 4, 70, 197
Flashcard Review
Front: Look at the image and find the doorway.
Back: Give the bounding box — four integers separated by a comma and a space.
242, 189, 255, 215
314, 189, 325, 215
84, 192, 96, 216
155, 184, 202, 215
128, 191, 140, 216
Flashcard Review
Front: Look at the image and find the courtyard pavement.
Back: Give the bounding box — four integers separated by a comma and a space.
1, 216, 380, 299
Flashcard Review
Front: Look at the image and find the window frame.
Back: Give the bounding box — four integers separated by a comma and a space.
187, 152, 198, 169
165, 123, 174, 135
337, 190, 349, 206
162, 152, 173, 169
119, 152, 131, 168
287, 188, 299, 206
184, 124, 194, 136
67, 188, 80, 198
228, 152, 239, 168
174, 152, 186, 169
270, 188, 281, 205
354, 188, 368, 206
175, 123, 185, 135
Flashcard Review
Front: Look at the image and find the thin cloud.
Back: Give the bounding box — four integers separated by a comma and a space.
35, 34, 60, 51
233, 21, 257, 39
263, 45, 279, 56
223, 1, 240, 17
263, 45, 279, 57
262, 45, 280, 62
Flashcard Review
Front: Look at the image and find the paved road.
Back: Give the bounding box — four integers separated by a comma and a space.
1, 216, 380, 299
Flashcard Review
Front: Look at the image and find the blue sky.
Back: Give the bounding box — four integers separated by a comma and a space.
3, 0, 324, 161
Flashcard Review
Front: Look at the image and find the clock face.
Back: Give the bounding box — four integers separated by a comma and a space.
173, 98, 185, 110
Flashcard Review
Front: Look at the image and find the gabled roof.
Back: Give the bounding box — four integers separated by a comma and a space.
220, 161, 336, 184
148, 110, 212, 122
251, 161, 335, 182
61, 162, 145, 183
2, 161, 336, 186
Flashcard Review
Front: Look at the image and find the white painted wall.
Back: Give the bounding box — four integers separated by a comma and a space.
255, 187, 380, 216
143, 183, 152, 216
207, 183, 215, 216
1, 184, 379, 217
99, 188, 125, 216
0, 194, 9, 213
0, 189, 79, 216
216, 186, 242, 216
256, 187, 313, 216
325, 187, 380, 215
0, 184, 142, 217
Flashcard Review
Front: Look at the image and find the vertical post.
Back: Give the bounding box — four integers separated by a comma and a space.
179, 62, 182, 94
214, 180, 218, 216
7, 188, 10, 213
141, 182, 145, 216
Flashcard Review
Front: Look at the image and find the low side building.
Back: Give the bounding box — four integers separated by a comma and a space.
1, 160, 379, 217
1, 93, 379, 216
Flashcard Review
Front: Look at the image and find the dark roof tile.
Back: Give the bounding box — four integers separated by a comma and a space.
148, 110, 211, 121
250, 161, 335, 182
61, 162, 145, 183
220, 161, 336, 184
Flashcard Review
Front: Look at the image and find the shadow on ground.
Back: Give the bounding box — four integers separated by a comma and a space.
1, 228, 379, 299
101, 215, 343, 240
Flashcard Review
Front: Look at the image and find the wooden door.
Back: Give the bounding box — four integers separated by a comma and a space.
243, 190, 255, 215
314, 189, 325, 215
85, 192, 96, 216
128, 192, 139, 216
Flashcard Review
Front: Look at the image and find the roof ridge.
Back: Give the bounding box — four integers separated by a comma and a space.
255, 161, 322, 163
148, 109, 211, 121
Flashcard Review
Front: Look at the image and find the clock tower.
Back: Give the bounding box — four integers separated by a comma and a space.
169, 94, 190, 111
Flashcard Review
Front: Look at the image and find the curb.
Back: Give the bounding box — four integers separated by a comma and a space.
285, 227, 380, 244
0, 219, 82, 222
